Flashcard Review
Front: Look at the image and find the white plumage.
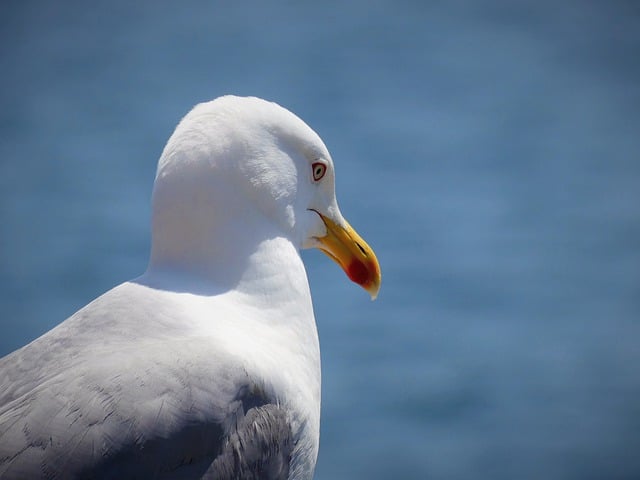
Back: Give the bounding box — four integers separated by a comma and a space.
0, 96, 380, 479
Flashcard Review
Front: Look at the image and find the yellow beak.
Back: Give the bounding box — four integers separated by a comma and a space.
314, 212, 381, 300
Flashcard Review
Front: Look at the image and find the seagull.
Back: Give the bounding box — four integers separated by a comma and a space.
0, 96, 381, 479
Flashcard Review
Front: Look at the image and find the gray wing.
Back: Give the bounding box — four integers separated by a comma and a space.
76, 388, 293, 480
0, 336, 292, 480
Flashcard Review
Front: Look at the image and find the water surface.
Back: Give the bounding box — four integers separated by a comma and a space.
1, 2, 639, 478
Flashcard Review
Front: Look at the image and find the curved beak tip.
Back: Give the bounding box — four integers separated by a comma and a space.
366, 272, 381, 301
368, 287, 380, 301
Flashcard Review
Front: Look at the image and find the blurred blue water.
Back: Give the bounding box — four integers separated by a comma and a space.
1, 1, 639, 478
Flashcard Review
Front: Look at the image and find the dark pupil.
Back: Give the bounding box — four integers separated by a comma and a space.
315, 166, 323, 177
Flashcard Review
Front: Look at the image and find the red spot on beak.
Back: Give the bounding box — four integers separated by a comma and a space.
347, 259, 370, 286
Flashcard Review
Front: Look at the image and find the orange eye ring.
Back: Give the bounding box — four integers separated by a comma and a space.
312, 162, 327, 181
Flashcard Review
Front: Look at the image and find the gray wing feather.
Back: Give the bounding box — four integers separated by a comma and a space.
206, 400, 292, 479
0, 286, 294, 479
0, 343, 293, 480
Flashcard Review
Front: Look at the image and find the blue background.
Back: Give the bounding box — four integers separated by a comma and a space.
1, 1, 639, 478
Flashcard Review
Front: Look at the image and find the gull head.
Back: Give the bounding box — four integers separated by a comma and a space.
148, 95, 380, 299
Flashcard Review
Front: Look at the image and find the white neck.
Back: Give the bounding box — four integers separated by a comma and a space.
144, 161, 312, 311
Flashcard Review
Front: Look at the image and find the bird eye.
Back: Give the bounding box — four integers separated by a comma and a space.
312, 162, 327, 182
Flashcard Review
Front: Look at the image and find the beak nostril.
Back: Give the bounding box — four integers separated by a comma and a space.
356, 242, 367, 256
